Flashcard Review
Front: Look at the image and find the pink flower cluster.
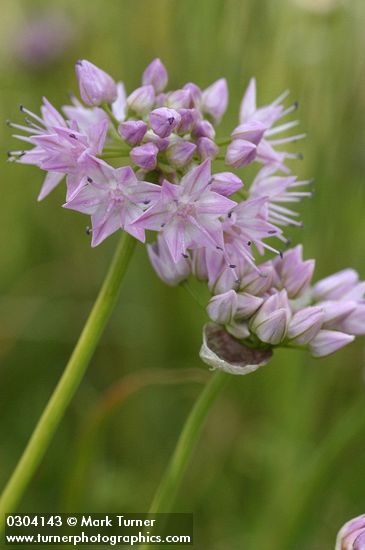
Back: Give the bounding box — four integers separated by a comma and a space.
8, 59, 364, 370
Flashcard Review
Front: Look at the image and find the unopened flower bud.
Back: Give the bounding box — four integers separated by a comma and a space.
165, 139, 196, 168
309, 330, 354, 357
197, 137, 219, 160
148, 237, 190, 285
338, 303, 365, 336
75, 59, 117, 106
127, 85, 155, 116
275, 245, 315, 298
287, 306, 324, 345
207, 290, 238, 324
335, 513, 365, 550
210, 172, 243, 197
149, 107, 181, 138
321, 300, 357, 329
240, 262, 274, 295
166, 89, 191, 109
236, 293, 264, 318
231, 120, 266, 146
183, 82, 202, 107
250, 290, 291, 344
312, 269, 359, 301
202, 78, 228, 123
226, 139, 257, 168
177, 108, 200, 134
192, 120, 216, 140
142, 58, 168, 93
130, 142, 158, 170
118, 120, 147, 145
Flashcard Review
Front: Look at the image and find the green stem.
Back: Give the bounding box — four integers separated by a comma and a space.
0, 232, 136, 532
138, 370, 228, 550
216, 137, 231, 146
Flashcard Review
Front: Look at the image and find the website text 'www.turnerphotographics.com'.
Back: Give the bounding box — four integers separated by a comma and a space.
4, 513, 193, 546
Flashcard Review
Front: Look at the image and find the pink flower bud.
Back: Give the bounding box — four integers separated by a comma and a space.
202, 78, 228, 123
192, 120, 216, 140
236, 293, 264, 318
197, 137, 219, 160
287, 306, 324, 345
231, 120, 266, 145
118, 120, 147, 145
183, 82, 202, 107
166, 89, 191, 109
239, 262, 274, 295
309, 330, 354, 357
130, 142, 158, 171
142, 58, 168, 93
149, 107, 181, 138
165, 139, 196, 167
312, 269, 359, 301
336, 513, 365, 550
148, 237, 190, 285
127, 85, 155, 116
210, 172, 243, 197
321, 300, 357, 329
225, 139, 257, 168
275, 245, 315, 298
339, 303, 365, 336
250, 290, 291, 344
75, 59, 117, 106
207, 290, 238, 324
177, 108, 200, 134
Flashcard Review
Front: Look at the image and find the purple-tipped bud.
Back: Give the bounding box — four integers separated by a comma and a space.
207, 290, 238, 324
253, 310, 289, 345
149, 107, 181, 138
183, 83, 202, 107
321, 300, 357, 329
75, 60, 117, 106
166, 89, 191, 109
210, 172, 243, 197
127, 85, 155, 116
177, 109, 200, 134
250, 290, 291, 344
312, 268, 359, 301
202, 78, 228, 123
148, 237, 190, 285
275, 245, 315, 298
165, 139, 196, 168
338, 304, 365, 336
118, 120, 147, 145
240, 262, 275, 295
309, 330, 354, 357
231, 121, 266, 146
236, 293, 264, 318
142, 58, 168, 93
287, 306, 324, 345
130, 142, 158, 170
192, 120, 216, 140
226, 139, 257, 168
197, 137, 219, 160
336, 513, 365, 550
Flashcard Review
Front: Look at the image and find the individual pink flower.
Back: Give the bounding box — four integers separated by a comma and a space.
132, 159, 236, 262
63, 155, 161, 246
148, 235, 190, 285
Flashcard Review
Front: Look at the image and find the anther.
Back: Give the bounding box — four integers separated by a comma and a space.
143, 200, 151, 205
228, 211, 232, 218
19, 105, 25, 112
182, 253, 189, 259
161, 223, 166, 228
293, 101, 299, 110
247, 240, 251, 246
87, 177, 93, 183
268, 230, 277, 234
279, 251, 283, 259
86, 226, 92, 235
167, 117, 175, 125
216, 246, 223, 251
69, 133, 77, 139
229, 264, 236, 269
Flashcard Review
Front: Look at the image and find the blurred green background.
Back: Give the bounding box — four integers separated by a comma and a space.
1, 0, 365, 548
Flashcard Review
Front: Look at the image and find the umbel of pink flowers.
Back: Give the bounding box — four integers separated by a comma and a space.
8, 59, 365, 372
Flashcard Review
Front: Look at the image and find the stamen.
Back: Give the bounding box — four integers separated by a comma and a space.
86, 226, 92, 235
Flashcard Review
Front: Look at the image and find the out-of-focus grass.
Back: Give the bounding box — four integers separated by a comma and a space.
0, 0, 364, 548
